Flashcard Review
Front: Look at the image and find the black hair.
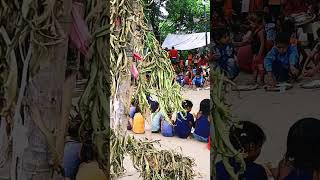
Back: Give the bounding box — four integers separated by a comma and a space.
275, 32, 290, 45
229, 121, 266, 151
213, 27, 229, 43
146, 73, 151, 80
231, 23, 241, 33
151, 101, 159, 113
282, 19, 295, 36
135, 105, 141, 113
199, 99, 210, 116
68, 117, 81, 138
182, 100, 193, 109
285, 118, 320, 170
172, 46, 175, 49
131, 97, 137, 106
264, 10, 274, 24
80, 142, 94, 163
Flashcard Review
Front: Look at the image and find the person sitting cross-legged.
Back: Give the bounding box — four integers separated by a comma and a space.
264, 32, 299, 86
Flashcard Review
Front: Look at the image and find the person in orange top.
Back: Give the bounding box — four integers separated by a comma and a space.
187, 50, 193, 67
249, 0, 264, 12
224, 0, 232, 24
198, 54, 209, 67
194, 54, 200, 68
132, 106, 145, 134
179, 57, 185, 69
169, 46, 178, 65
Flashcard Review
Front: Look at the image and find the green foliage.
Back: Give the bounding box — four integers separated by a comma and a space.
159, 20, 176, 42
143, 0, 209, 43
166, 0, 209, 31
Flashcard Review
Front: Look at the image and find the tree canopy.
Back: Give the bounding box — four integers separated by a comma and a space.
143, 0, 210, 43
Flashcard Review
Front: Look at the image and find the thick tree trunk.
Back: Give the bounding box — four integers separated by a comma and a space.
10, 1, 73, 179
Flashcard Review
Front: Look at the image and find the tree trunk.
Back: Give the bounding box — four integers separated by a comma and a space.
10, 0, 73, 179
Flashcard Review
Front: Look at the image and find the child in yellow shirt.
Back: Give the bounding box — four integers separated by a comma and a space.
132, 106, 145, 134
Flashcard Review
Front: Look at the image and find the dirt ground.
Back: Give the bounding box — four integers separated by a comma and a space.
118, 71, 320, 179
227, 72, 320, 167
118, 89, 210, 180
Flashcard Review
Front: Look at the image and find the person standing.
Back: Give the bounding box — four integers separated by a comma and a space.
248, 13, 266, 85
169, 46, 178, 65
187, 50, 193, 68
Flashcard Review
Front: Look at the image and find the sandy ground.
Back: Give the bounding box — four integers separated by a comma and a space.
118, 71, 320, 179
227, 73, 320, 168
118, 89, 210, 180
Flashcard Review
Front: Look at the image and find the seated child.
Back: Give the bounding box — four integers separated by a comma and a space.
146, 93, 157, 112
174, 100, 195, 139
192, 65, 198, 77
127, 99, 137, 130
151, 102, 162, 133
193, 99, 210, 142
132, 106, 145, 134
304, 28, 320, 77
212, 27, 239, 80
194, 55, 200, 67
179, 58, 185, 69
215, 121, 268, 180
176, 71, 185, 87
187, 51, 193, 67
184, 71, 192, 86
274, 118, 320, 180
161, 113, 174, 137
264, 32, 299, 86
192, 72, 204, 88
198, 54, 209, 67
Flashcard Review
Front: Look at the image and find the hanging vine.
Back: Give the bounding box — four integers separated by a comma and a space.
210, 69, 246, 180
109, 0, 195, 179
110, 0, 185, 125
